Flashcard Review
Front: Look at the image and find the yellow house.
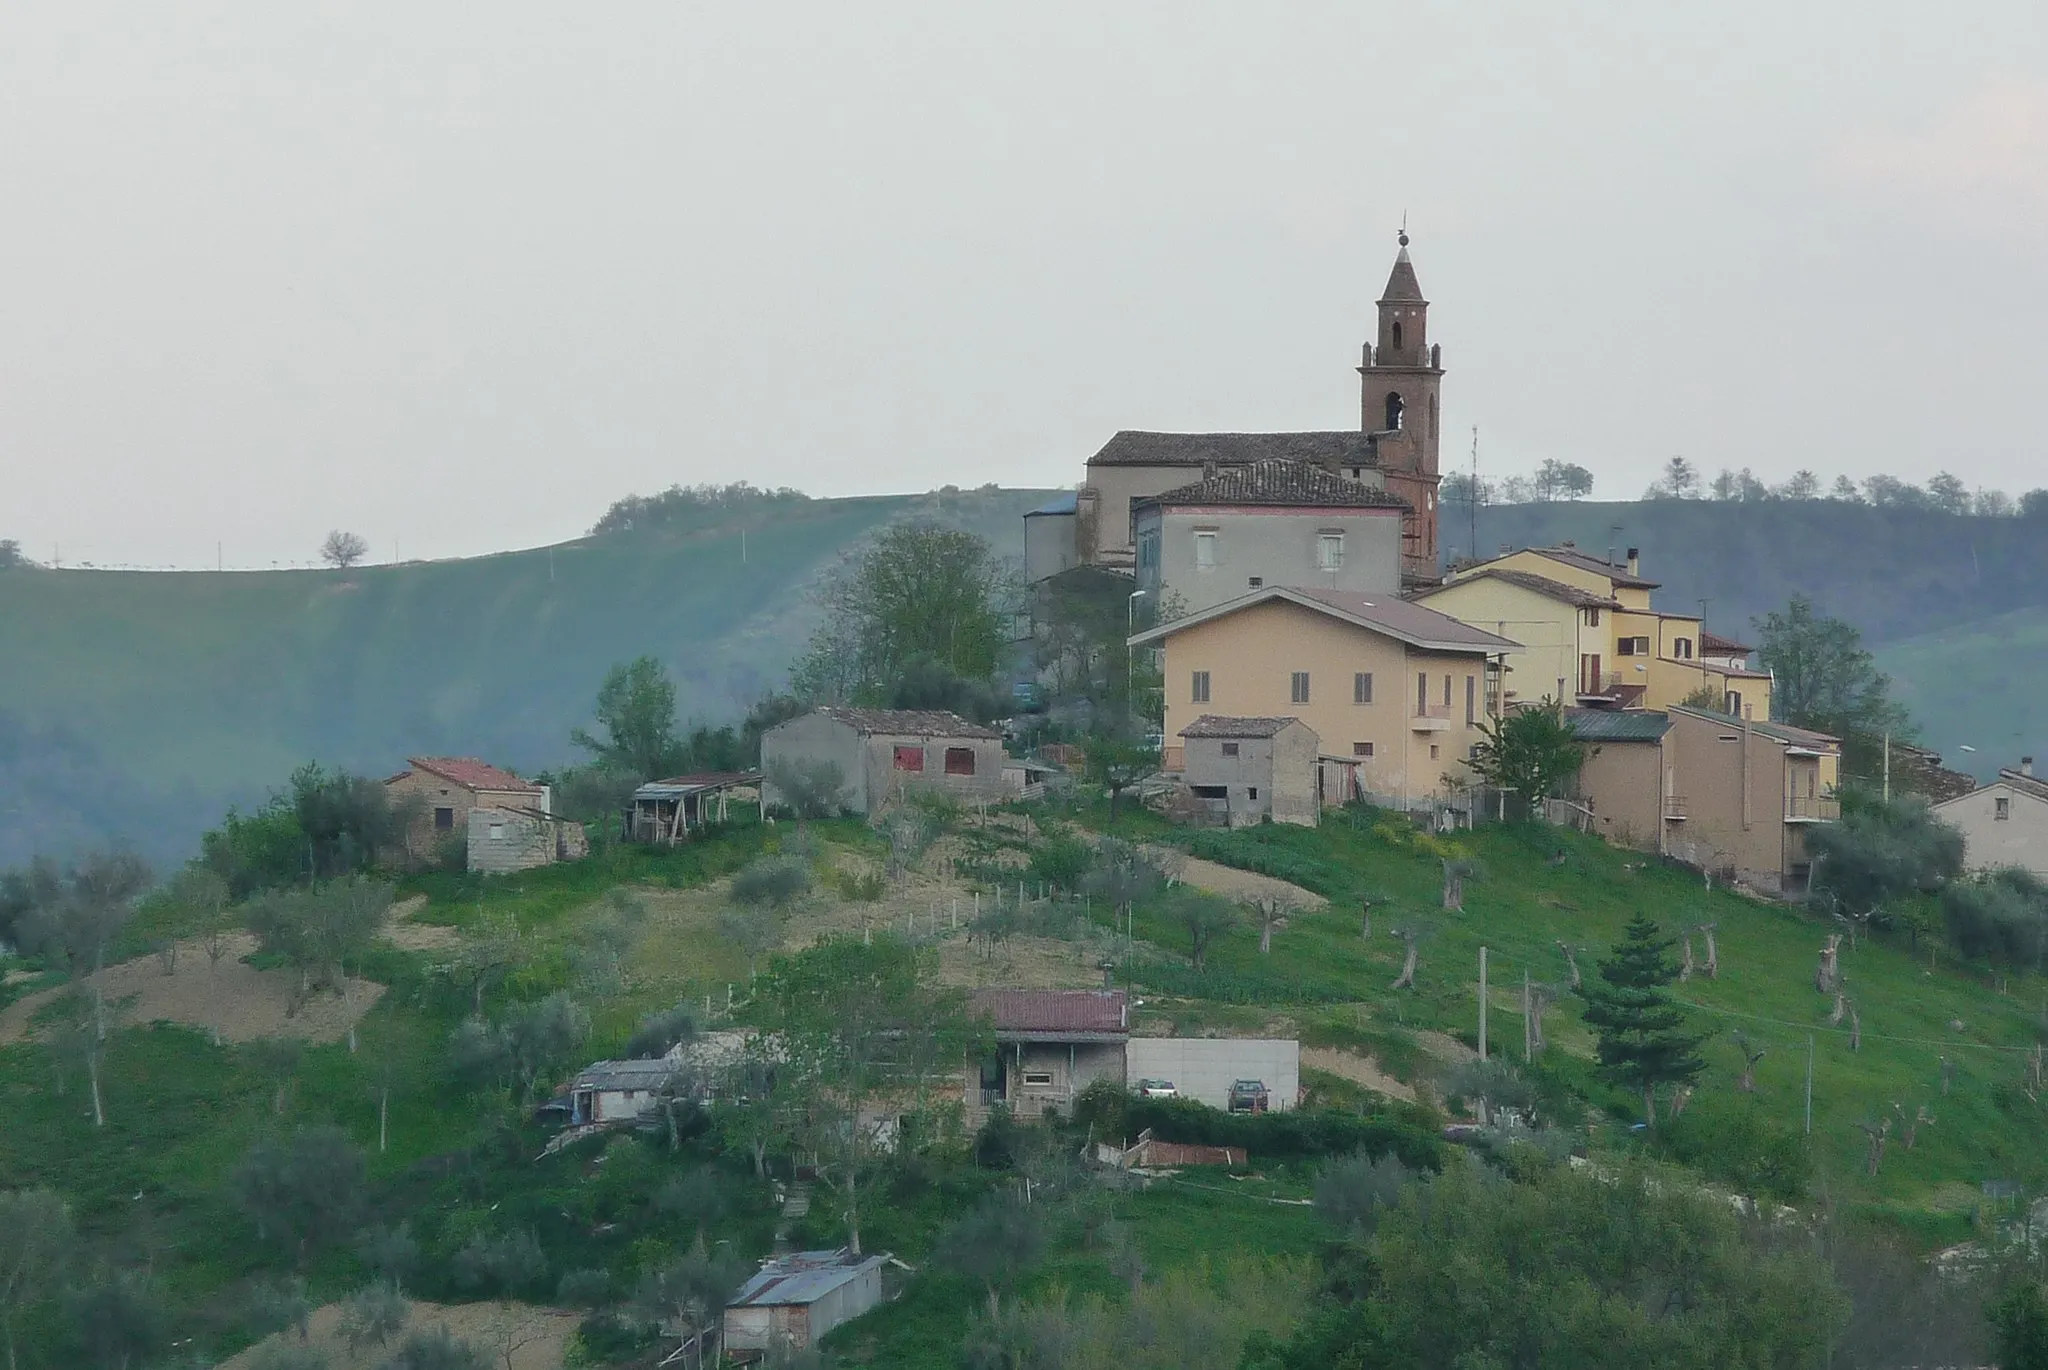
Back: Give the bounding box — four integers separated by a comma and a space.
1413, 544, 1773, 719
1127, 586, 1518, 810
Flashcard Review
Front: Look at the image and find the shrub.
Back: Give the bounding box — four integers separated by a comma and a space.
1313, 1151, 1419, 1234
1083, 1093, 1443, 1168
1653, 1096, 1813, 1204
731, 856, 812, 909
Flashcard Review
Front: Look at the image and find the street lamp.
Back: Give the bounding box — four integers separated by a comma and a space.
1127, 589, 1149, 715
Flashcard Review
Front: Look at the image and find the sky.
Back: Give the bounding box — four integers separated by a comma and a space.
5, 2, 2047, 569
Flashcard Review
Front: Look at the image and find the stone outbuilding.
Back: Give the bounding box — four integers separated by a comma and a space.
760, 707, 1007, 817
1178, 715, 1321, 826
723, 1249, 888, 1360
385, 756, 548, 863
466, 805, 587, 874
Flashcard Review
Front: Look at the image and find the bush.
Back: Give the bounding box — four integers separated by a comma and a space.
1653, 1096, 1813, 1204
380, 1325, 492, 1370
731, 856, 813, 909
1029, 834, 1095, 894
1313, 1151, 1419, 1233
1074, 1091, 1443, 1168
451, 1230, 548, 1298
556, 1269, 615, 1309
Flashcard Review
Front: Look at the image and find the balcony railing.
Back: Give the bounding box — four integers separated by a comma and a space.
1663, 794, 1688, 820
1785, 795, 1840, 821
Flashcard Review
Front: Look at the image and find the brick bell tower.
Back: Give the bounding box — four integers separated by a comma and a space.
1358, 229, 1444, 585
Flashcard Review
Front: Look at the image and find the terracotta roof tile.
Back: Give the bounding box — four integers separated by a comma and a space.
1179, 715, 1300, 739
1087, 430, 1379, 470
1141, 458, 1410, 511
969, 989, 1128, 1035
812, 707, 1002, 740
402, 757, 541, 793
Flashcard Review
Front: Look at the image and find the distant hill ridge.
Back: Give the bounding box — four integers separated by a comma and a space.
2, 490, 2043, 864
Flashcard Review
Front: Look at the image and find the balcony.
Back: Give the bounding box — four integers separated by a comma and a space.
1411, 702, 1454, 732
1785, 795, 1840, 822
1663, 794, 1688, 820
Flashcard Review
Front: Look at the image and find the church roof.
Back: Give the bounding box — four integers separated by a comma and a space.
1140, 458, 1411, 511
1379, 243, 1425, 304
1087, 430, 1378, 470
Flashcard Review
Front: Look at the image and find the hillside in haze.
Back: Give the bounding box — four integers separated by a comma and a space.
0, 486, 1051, 865
4, 488, 2044, 866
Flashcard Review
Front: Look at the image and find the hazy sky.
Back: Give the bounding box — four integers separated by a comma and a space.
6, 3, 2047, 568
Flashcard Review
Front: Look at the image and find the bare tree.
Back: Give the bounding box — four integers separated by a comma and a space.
1697, 922, 1719, 978
1897, 1102, 1934, 1150
1441, 858, 1477, 910
1555, 940, 1581, 989
1816, 934, 1841, 993
1248, 893, 1299, 955
1732, 1031, 1766, 1092
339, 1281, 409, 1352
1391, 927, 1422, 991
1678, 929, 1696, 980
1858, 1114, 1892, 1176
319, 530, 369, 569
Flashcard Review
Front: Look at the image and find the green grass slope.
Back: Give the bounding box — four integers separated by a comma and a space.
0, 487, 1051, 863
1881, 604, 2048, 769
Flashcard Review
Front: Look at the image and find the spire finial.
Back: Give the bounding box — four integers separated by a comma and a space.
1398, 211, 1409, 249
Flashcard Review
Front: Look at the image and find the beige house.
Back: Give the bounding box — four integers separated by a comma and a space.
760, 708, 1007, 817
1566, 705, 1842, 892
1179, 716, 1321, 827
1133, 458, 1409, 614
385, 756, 548, 862
1933, 760, 2048, 879
1128, 586, 1517, 810
966, 989, 1130, 1124
1418, 545, 1773, 718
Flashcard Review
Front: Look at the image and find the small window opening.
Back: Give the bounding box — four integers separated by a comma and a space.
1391, 320, 1404, 350
1384, 391, 1405, 431
1192, 671, 1211, 703
893, 745, 925, 772
944, 746, 976, 776
1220, 742, 1240, 758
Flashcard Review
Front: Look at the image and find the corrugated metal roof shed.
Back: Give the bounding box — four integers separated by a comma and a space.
730, 1251, 887, 1307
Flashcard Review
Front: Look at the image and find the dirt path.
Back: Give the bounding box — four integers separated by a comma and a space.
1301, 1046, 1420, 1103
382, 893, 460, 951
219, 1299, 576, 1370
1147, 847, 1328, 910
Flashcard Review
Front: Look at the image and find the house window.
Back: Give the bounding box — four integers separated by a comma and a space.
893, 745, 925, 772
1429, 744, 1440, 760
1137, 527, 1160, 575
1248, 576, 1263, 587
1022, 1071, 1054, 1087
1353, 741, 1375, 758
1996, 796, 2011, 821
1221, 742, 1240, 758
1317, 533, 1345, 571
488, 821, 505, 840
1192, 671, 1211, 703
1290, 672, 1310, 704
1248, 787, 1259, 801
1673, 637, 1693, 659
944, 747, 976, 776
1616, 636, 1651, 656
1354, 671, 1374, 704
1416, 672, 1428, 713
1443, 674, 1453, 708
1587, 608, 1601, 627
1194, 530, 1217, 570
434, 807, 455, 831
1725, 690, 1743, 717
1465, 675, 1476, 725
1192, 785, 1227, 799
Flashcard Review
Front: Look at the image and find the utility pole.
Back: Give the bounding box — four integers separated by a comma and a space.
1522, 969, 1532, 1061
1883, 732, 1891, 803
1468, 425, 1479, 561
1478, 946, 1488, 1061
1804, 1034, 1814, 1134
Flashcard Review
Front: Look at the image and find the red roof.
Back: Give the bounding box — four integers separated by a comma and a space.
970, 989, 1128, 1035
400, 757, 542, 793
1699, 629, 1754, 656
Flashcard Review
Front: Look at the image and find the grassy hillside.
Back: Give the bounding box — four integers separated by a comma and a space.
1881, 604, 2048, 767
0, 486, 1050, 864
2, 801, 2042, 1366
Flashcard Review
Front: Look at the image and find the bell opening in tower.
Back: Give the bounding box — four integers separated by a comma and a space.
1384, 392, 1405, 431
1391, 320, 1403, 351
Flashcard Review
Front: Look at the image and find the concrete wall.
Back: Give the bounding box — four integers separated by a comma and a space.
466, 807, 557, 874
1024, 510, 1079, 583
1126, 1038, 1300, 1111
978, 1041, 1126, 1121
1135, 505, 1403, 614
1415, 577, 1583, 708
1083, 463, 1201, 559
760, 714, 868, 814
1574, 738, 1667, 853
1663, 710, 1819, 891
1182, 723, 1320, 827
860, 733, 1009, 812
1936, 785, 2048, 879
1158, 598, 1493, 805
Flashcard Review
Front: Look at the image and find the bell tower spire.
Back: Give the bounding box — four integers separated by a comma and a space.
1358, 226, 1445, 585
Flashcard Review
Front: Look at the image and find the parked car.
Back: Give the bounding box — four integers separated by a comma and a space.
1227, 1079, 1270, 1113
1134, 1078, 1177, 1099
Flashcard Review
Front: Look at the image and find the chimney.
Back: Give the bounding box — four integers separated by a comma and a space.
1626, 547, 1641, 578
2024, 757, 2035, 777
1201, 459, 1219, 481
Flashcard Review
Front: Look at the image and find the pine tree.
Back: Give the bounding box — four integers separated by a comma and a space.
1580, 914, 1705, 1125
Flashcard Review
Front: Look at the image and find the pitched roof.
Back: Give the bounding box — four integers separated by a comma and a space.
811, 707, 1002, 740
1179, 715, 1301, 739
1996, 769, 2048, 804
1379, 243, 1426, 304
1026, 491, 1079, 517
1669, 706, 1840, 748
1431, 567, 1621, 610
571, 1058, 680, 1092
1140, 459, 1410, 511
402, 757, 541, 793
1699, 629, 1754, 656
1526, 545, 1660, 589
635, 772, 762, 800
1564, 707, 1671, 742
969, 989, 1128, 1035
1087, 430, 1378, 470
1129, 585, 1519, 654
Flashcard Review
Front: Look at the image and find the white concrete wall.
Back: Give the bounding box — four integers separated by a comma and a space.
1937, 784, 2048, 879
1126, 1038, 1300, 1111
1137, 506, 1404, 614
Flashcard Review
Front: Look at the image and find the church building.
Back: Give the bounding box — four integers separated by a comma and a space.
1026, 233, 1446, 593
